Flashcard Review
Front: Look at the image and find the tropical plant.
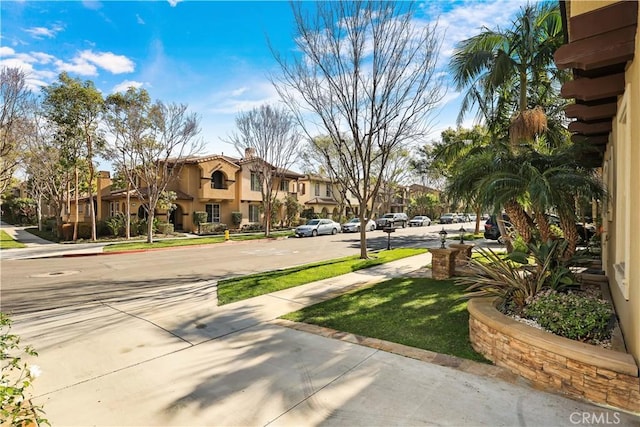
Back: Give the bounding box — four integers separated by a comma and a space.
457, 239, 580, 310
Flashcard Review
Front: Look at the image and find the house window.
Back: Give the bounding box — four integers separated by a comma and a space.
205, 203, 220, 223
211, 170, 225, 189
314, 183, 320, 196
326, 185, 332, 198
109, 201, 120, 217
249, 205, 260, 222
614, 84, 631, 300
300, 183, 306, 195
280, 179, 289, 192
251, 172, 262, 192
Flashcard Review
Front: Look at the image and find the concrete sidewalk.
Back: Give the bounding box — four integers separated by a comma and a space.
14, 253, 639, 426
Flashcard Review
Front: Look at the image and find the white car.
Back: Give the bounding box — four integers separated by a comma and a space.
341, 217, 376, 233
295, 219, 341, 237
408, 215, 431, 227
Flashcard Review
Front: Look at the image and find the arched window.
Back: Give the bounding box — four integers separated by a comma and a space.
211, 171, 225, 189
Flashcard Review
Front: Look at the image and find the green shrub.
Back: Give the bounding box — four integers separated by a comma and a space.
193, 211, 207, 225
157, 221, 174, 235
231, 212, 242, 228
198, 222, 227, 234
1, 312, 48, 425
523, 290, 613, 343
241, 223, 264, 232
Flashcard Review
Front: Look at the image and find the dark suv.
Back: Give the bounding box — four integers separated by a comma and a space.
375, 213, 408, 229
484, 214, 510, 241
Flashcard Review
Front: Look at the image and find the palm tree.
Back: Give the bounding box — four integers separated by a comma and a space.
450, 1, 565, 145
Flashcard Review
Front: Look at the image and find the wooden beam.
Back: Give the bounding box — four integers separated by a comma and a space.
564, 102, 617, 121
554, 26, 636, 71
561, 73, 625, 102
571, 134, 609, 146
569, 1, 637, 42
568, 121, 612, 136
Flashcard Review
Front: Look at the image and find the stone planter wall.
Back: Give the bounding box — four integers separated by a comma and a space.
468, 297, 639, 414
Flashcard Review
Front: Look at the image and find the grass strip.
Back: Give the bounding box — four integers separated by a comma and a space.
282, 277, 488, 363
103, 230, 294, 252
0, 230, 26, 249
217, 248, 427, 305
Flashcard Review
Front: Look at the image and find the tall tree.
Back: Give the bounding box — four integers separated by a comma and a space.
272, 0, 444, 259
225, 104, 302, 237
447, 2, 567, 248
104, 87, 154, 239
0, 67, 33, 195
129, 100, 202, 243
22, 106, 69, 237
449, 1, 564, 145
42, 73, 105, 241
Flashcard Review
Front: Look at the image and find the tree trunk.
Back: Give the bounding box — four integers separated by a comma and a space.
73, 166, 79, 241
36, 193, 42, 231
534, 211, 552, 243
125, 183, 131, 239
88, 164, 96, 241
504, 200, 532, 243
359, 208, 368, 259
560, 211, 578, 260
147, 211, 154, 243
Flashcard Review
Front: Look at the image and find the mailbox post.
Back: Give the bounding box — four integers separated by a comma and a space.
383, 226, 395, 250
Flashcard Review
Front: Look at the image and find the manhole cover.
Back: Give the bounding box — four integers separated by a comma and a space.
31, 270, 80, 278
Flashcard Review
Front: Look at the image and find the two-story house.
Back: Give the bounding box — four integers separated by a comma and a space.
74, 150, 304, 233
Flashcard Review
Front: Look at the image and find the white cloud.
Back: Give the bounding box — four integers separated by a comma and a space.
167, 0, 183, 7
24, 24, 64, 39
112, 80, 143, 93
78, 50, 135, 74
82, 1, 103, 10
231, 87, 248, 97
55, 58, 97, 76
0, 47, 15, 57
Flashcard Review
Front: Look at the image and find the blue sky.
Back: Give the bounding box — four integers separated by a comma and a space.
1, 0, 527, 161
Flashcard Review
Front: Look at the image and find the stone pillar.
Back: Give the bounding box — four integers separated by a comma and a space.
430, 248, 459, 280
449, 243, 474, 266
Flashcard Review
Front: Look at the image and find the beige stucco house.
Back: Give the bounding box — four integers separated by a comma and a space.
71, 151, 303, 233
555, 0, 639, 365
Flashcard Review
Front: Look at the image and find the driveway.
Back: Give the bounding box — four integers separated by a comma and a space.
11, 255, 636, 426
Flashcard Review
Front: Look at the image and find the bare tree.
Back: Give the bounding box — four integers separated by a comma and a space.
272, 1, 444, 258
374, 148, 414, 215
128, 100, 202, 243
22, 107, 69, 237
225, 104, 302, 237
104, 87, 153, 239
0, 67, 33, 195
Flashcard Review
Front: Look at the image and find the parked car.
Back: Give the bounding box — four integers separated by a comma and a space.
408, 215, 431, 227
341, 217, 376, 233
484, 214, 511, 242
295, 219, 341, 237
439, 213, 459, 224
467, 213, 477, 222
375, 212, 408, 229
545, 214, 596, 243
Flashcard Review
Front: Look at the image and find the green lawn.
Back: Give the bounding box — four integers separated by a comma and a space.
217, 248, 427, 305
103, 230, 294, 252
282, 276, 488, 363
0, 230, 26, 249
